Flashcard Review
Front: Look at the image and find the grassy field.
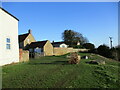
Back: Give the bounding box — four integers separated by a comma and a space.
2, 53, 120, 88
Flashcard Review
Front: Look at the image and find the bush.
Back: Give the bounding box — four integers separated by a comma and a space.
83, 43, 95, 50
72, 45, 84, 49
88, 48, 98, 53
97, 45, 112, 58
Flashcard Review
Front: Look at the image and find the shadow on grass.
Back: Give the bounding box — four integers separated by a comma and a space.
28, 61, 69, 65
86, 61, 98, 65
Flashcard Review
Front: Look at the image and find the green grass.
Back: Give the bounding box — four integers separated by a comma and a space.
2, 53, 120, 88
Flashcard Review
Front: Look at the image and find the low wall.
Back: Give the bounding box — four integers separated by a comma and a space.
19, 49, 29, 62
67, 48, 74, 53
53, 47, 88, 56
53, 47, 68, 55
72, 49, 89, 52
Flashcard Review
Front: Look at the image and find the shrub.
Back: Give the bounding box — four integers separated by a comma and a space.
83, 43, 95, 50
88, 48, 98, 53
97, 45, 112, 58
72, 45, 84, 49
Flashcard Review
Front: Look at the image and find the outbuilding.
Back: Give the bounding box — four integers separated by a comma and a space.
29, 40, 53, 58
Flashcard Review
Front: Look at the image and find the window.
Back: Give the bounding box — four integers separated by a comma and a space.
6, 38, 10, 43
27, 39, 30, 43
6, 38, 11, 49
6, 44, 10, 49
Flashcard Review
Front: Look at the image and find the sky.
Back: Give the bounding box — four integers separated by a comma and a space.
2, 2, 118, 48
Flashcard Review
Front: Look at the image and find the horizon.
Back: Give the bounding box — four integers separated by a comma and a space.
2, 2, 118, 48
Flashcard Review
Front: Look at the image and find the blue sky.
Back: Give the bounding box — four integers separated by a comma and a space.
2, 2, 118, 47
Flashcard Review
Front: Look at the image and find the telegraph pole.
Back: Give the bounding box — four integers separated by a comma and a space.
109, 37, 113, 48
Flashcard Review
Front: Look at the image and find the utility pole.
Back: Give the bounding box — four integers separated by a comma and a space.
109, 37, 113, 48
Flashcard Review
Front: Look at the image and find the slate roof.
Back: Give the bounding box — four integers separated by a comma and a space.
19, 33, 29, 42
51, 41, 67, 47
51, 41, 65, 45
29, 40, 48, 48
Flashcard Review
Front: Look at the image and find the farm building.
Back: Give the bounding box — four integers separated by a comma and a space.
0, 8, 19, 66
19, 29, 36, 50
52, 41, 68, 48
29, 40, 53, 58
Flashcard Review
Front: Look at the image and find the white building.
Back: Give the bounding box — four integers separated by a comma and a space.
60, 43, 68, 48
0, 8, 19, 66
52, 41, 68, 48
77, 41, 80, 45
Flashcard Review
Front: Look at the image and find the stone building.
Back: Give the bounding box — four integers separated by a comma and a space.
19, 30, 36, 50
29, 40, 53, 58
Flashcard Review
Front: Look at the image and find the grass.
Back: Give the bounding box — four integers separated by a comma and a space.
2, 53, 120, 88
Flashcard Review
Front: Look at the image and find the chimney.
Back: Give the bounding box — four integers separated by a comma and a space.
52, 40, 54, 43
28, 29, 32, 34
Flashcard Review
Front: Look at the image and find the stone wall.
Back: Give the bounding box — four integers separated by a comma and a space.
69, 48, 89, 52
53, 47, 68, 55
53, 47, 88, 56
19, 49, 29, 62
67, 48, 74, 53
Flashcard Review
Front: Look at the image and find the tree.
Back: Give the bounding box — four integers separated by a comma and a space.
83, 43, 95, 50
62, 30, 88, 46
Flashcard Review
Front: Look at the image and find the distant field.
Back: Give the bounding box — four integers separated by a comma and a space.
2, 53, 119, 88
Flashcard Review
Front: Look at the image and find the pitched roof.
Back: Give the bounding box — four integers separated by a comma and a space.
0, 7, 19, 21
51, 41, 65, 46
19, 33, 29, 42
29, 40, 48, 48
